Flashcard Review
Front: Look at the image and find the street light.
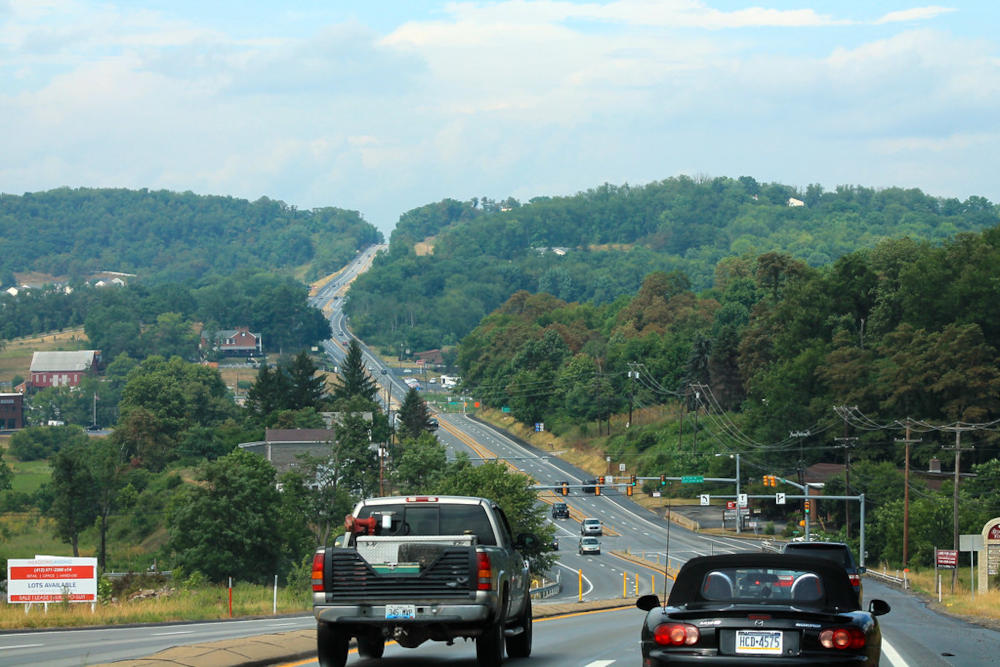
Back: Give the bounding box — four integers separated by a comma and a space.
715, 453, 741, 534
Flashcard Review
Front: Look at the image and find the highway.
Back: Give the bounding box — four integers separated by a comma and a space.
3, 250, 1000, 665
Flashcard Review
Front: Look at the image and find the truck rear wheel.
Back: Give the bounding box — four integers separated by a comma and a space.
476, 612, 505, 667
505, 597, 532, 658
357, 631, 385, 659
317, 621, 348, 667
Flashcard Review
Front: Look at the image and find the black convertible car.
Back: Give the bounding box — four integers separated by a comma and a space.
636, 553, 890, 665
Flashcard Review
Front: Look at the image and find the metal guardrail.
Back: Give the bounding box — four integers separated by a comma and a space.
865, 567, 907, 589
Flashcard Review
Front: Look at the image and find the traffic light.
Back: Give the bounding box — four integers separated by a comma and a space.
762, 475, 770, 486
561, 481, 569, 496
598, 476, 605, 485
630, 474, 637, 486
660, 473, 666, 486
626, 484, 633, 496
804, 499, 812, 514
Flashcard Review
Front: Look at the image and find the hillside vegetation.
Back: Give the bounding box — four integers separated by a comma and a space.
345, 176, 997, 352
0, 187, 383, 285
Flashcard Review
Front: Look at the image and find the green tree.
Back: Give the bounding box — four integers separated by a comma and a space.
393, 432, 448, 493
246, 363, 292, 420
0, 446, 12, 492
139, 312, 200, 360
433, 460, 555, 573
396, 387, 433, 441
90, 437, 129, 571
48, 443, 99, 557
167, 449, 285, 583
278, 455, 356, 547
329, 340, 378, 406
286, 351, 326, 410
8, 425, 89, 461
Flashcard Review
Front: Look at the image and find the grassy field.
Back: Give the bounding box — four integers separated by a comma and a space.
0, 327, 88, 385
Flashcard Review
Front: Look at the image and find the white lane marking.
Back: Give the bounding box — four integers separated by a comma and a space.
554, 561, 594, 597
881, 637, 908, 667
0, 644, 44, 650
586, 661, 615, 666
153, 631, 195, 636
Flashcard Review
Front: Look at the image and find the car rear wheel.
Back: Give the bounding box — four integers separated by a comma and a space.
505, 597, 532, 658
316, 621, 348, 667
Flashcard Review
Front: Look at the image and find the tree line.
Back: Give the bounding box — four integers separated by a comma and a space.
345, 176, 998, 354
0, 187, 382, 287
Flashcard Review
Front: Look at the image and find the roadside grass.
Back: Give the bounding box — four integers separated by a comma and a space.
900, 567, 1000, 620
0, 582, 312, 630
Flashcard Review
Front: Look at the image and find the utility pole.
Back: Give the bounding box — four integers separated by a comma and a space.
627, 368, 639, 428
790, 430, 811, 538
942, 426, 975, 592
895, 421, 920, 569
834, 436, 858, 539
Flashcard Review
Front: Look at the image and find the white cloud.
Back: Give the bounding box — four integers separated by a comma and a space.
875, 6, 956, 25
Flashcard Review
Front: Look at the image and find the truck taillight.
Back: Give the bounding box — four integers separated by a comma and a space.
311, 552, 325, 592
477, 552, 492, 591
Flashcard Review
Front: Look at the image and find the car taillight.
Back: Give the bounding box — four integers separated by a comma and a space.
653, 623, 700, 646
819, 627, 865, 649
849, 574, 861, 588
477, 552, 493, 591
311, 552, 325, 592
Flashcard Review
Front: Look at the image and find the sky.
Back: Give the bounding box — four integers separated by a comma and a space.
2, 1, 998, 236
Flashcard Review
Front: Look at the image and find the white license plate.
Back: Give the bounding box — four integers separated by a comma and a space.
735, 630, 783, 654
385, 604, 415, 620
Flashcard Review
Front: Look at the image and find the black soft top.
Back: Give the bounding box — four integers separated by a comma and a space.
668, 552, 859, 610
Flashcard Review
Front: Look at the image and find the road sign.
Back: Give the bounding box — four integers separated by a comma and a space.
936, 548, 958, 569
619, 463, 626, 472
681, 475, 704, 483
737, 493, 748, 508
726, 501, 736, 510
700, 494, 710, 506
776, 493, 786, 505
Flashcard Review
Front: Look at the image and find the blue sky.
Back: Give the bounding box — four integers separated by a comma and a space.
2, 1, 997, 235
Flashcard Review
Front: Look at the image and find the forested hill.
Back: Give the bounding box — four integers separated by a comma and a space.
345, 176, 999, 351
0, 187, 383, 285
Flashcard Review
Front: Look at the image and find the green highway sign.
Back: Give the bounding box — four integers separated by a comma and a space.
681, 475, 704, 484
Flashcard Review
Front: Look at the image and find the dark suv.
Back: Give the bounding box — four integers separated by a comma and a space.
782, 541, 864, 601
551, 502, 570, 519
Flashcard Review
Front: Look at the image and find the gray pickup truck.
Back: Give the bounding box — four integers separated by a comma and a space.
312, 495, 535, 666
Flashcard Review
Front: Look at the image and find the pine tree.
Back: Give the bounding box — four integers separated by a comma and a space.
397, 387, 432, 441
330, 340, 379, 405
286, 351, 326, 410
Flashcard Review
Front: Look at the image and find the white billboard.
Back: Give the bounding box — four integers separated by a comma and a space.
7, 557, 98, 603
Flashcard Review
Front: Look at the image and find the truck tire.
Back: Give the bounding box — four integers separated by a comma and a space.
476, 610, 505, 667
505, 596, 532, 658
317, 621, 348, 667
357, 631, 385, 659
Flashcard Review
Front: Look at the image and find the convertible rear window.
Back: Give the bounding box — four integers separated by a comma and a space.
699, 567, 826, 604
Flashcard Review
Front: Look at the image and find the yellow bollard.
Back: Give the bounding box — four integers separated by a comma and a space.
623, 571, 627, 598
578, 569, 583, 602
635, 573, 639, 596
651, 574, 655, 594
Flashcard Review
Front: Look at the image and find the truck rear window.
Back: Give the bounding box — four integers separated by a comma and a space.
357, 504, 497, 546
